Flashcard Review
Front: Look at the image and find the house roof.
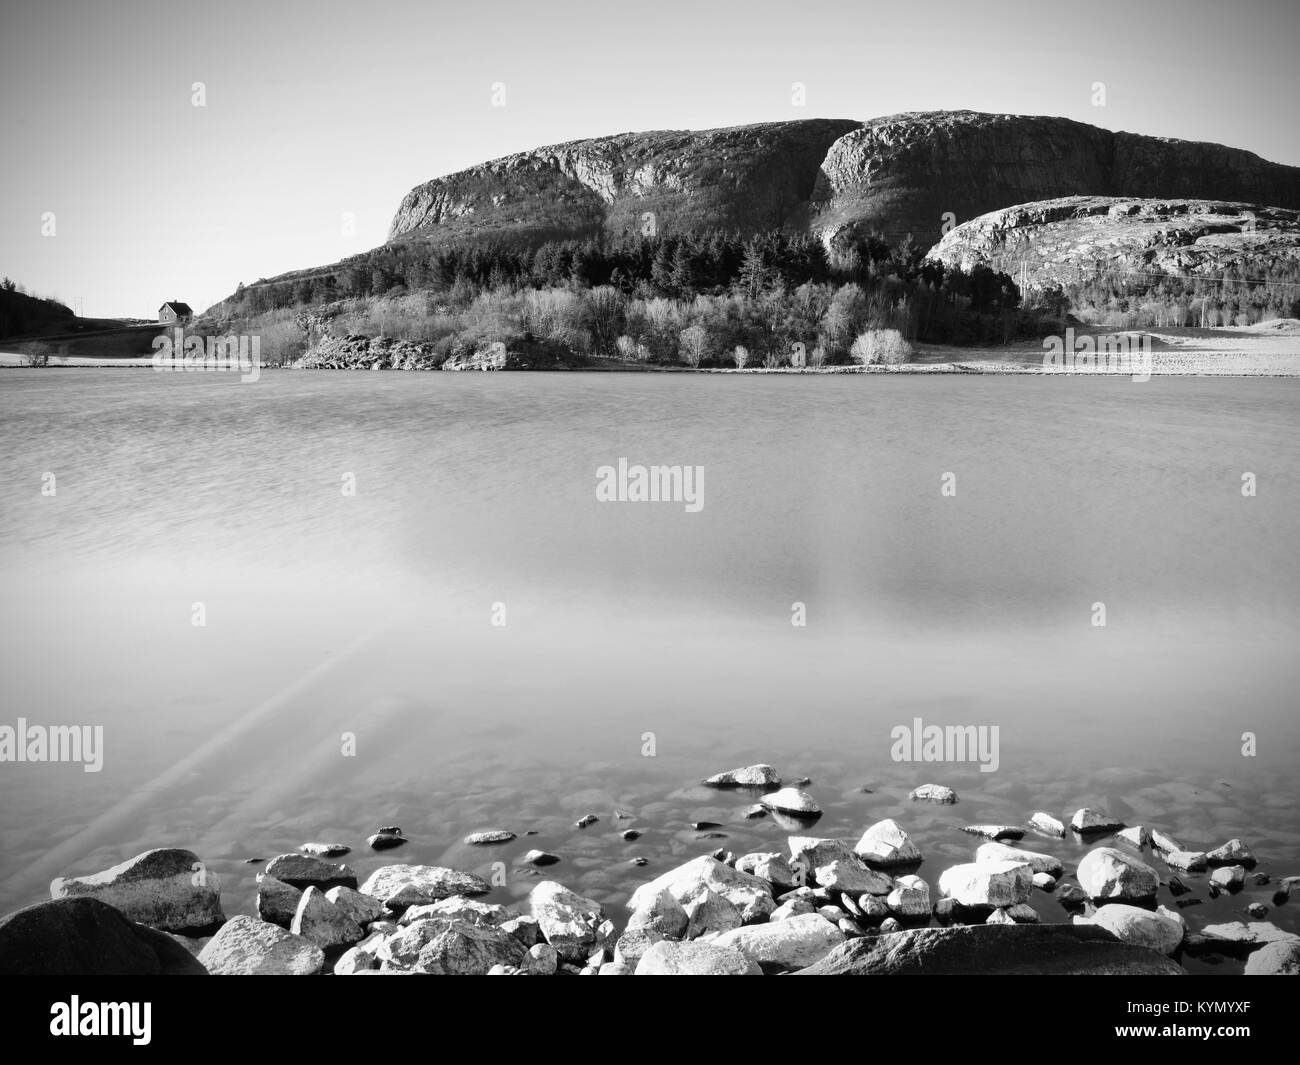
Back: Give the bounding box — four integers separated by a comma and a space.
160, 301, 192, 314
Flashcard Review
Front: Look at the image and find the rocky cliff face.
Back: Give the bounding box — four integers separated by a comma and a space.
387, 112, 1300, 252
387, 120, 860, 244
927, 196, 1300, 290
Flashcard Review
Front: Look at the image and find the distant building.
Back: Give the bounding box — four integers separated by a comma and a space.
158, 301, 193, 324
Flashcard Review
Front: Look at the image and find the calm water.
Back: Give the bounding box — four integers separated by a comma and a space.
1, 369, 1298, 972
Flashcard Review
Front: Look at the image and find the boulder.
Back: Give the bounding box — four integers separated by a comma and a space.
634, 940, 761, 975
49, 848, 224, 933
734, 852, 795, 892
1163, 850, 1207, 872
1151, 830, 1186, 853
264, 853, 357, 892
627, 856, 774, 923
703, 764, 781, 788
408, 921, 528, 975
1206, 839, 1256, 866
613, 926, 664, 966
324, 886, 388, 927
1210, 865, 1246, 890
975, 841, 1063, 877
854, 819, 923, 867
0, 897, 207, 975
529, 881, 615, 964
197, 915, 323, 975
761, 787, 821, 815
771, 897, 816, 920
681, 885, 742, 939
358, 865, 491, 909
626, 887, 689, 939
1033, 873, 1057, 891
255, 874, 301, 928
1116, 826, 1151, 849
1028, 812, 1065, 837
1007, 903, 1040, 923
886, 875, 931, 917
712, 912, 845, 971
910, 784, 957, 804
791, 837, 893, 895
291, 886, 364, 950
523, 942, 558, 975
937, 860, 1032, 908
1091, 903, 1185, 955
300, 842, 350, 858
1244, 938, 1300, 975
793, 923, 1187, 975
1076, 847, 1159, 901
1071, 808, 1124, 833
501, 914, 543, 947
1201, 921, 1297, 949
399, 896, 509, 927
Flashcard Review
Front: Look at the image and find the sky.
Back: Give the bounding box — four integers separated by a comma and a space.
2, 0, 1298, 318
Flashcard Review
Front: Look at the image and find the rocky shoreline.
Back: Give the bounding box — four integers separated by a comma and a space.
2, 765, 1297, 976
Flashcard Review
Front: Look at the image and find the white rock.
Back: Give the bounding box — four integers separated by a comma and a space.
1071, 808, 1124, 833
529, 881, 615, 964
1151, 829, 1187, 853
399, 896, 508, 926
1209, 865, 1246, 889
1207, 839, 1255, 865
291, 886, 364, 949
1092, 903, 1184, 955
197, 915, 323, 975
681, 885, 742, 939
464, 830, 516, 846
790, 837, 893, 895
1032, 872, 1057, 891
937, 860, 1032, 907
324, 886, 387, 927
1116, 826, 1151, 849
886, 875, 931, 917
761, 787, 821, 815
635, 940, 762, 975
961, 825, 1024, 841
986, 908, 1016, 924
626, 887, 688, 939
1201, 921, 1296, 947
910, 784, 957, 804
1076, 847, 1159, 901
300, 842, 350, 857
627, 856, 774, 923
855, 818, 923, 867
405, 922, 528, 975
613, 926, 664, 966
1163, 850, 1207, 872
358, 865, 490, 909
50, 848, 224, 932
703, 764, 781, 787
734, 852, 795, 892
1244, 938, 1300, 975
1028, 812, 1065, 837
975, 841, 1063, 877
771, 897, 816, 920
712, 912, 845, 971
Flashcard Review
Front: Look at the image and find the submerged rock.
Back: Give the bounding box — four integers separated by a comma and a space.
300, 842, 350, 858
961, 825, 1025, 841
1076, 847, 1159, 901
855, 819, 923, 867
358, 865, 490, 909
1206, 839, 1256, 866
743, 805, 767, 820
367, 833, 407, 851
49, 848, 224, 934
702, 764, 781, 788
521, 850, 561, 866
0, 897, 207, 976
620, 829, 642, 841
910, 784, 958, 804
575, 815, 599, 829
198, 915, 323, 975
464, 830, 516, 846
1033, 873, 1057, 892
794, 924, 1186, 975
634, 940, 761, 975
1163, 850, 1208, 872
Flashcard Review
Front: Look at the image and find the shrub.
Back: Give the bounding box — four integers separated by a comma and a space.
850, 328, 914, 365
733, 344, 749, 369
678, 324, 710, 367
19, 341, 52, 367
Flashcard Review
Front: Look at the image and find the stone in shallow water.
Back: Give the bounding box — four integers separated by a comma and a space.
627, 856, 774, 924
1033, 873, 1057, 892
761, 788, 821, 815
198, 915, 323, 975
1201, 921, 1296, 947
49, 848, 225, 934
575, 815, 599, 829
855, 819, 923, 867
634, 940, 761, 975
265, 853, 358, 892
712, 912, 846, 971
743, 805, 767, 820
291, 886, 364, 950
1247, 903, 1269, 919
1206, 839, 1256, 866
790, 837, 893, 895
1076, 847, 1159, 901
1150, 829, 1186, 853
938, 861, 1032, 908
1209, 865, 1247, 890
1115, 826, 1151, 849
910, 784, 958, 804
976, 841, 1063, 877
300, 842, 350, 858
359, 865, 490, 909
702, 764, 781, 788
367, 833, 407, 851
620, 829, 642, 841
1071, 808, 1124, 833
1028, 812, 1065, 837
1090, 903, 1184, 955
1057, 884, 1088, 905
1163, 850, 1207, 872
961, 825, 1025, 841
464, 830, 515, 846
520, 850, 561, 866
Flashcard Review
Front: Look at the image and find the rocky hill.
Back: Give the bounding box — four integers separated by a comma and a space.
387, 112, 1300, 252
927, 197, 1300, 291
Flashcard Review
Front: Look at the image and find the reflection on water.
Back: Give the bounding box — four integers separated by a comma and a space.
1, 370, 1297, 970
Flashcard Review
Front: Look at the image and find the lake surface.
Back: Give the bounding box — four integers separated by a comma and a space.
1, 369, 1297, 972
